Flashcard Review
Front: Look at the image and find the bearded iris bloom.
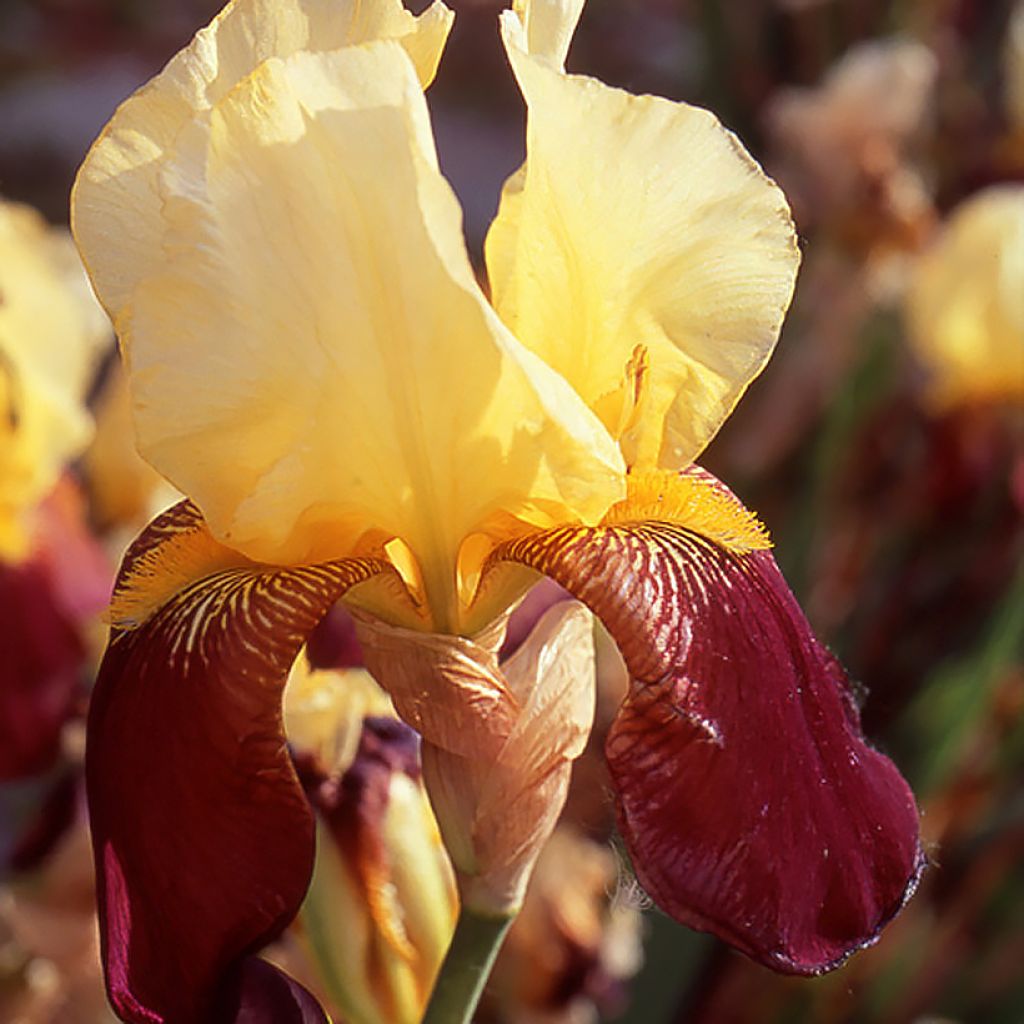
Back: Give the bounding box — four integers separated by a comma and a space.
72, 0, 925, 1020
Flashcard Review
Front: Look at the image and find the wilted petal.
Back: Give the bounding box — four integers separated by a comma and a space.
487, 0, 799, 470
488, 468, 924, 974
88, 503, 396, 1022
485, 825, 642, 1021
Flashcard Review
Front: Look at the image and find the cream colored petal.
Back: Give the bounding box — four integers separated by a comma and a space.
283, 659, 395, 774
0, 202, 107, 557
487, 5, 800, 470
511, 0, 584, 68
102, 45, 622, 627
72, 0, 453, 317
906, 185, 1024, 409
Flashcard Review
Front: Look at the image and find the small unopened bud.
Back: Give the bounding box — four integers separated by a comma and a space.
355, 601, 596, 915
286, 662, 456, 1024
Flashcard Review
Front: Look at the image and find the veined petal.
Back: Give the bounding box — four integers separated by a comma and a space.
86, 42, 622, 627
88, 502, 399, 1022
487, 1, 800, 469
72, 0, 453, 317
485, 468, 924, 974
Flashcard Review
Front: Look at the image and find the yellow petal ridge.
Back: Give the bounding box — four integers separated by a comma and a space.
602, 468, 772, 555
489, 7, 800, 472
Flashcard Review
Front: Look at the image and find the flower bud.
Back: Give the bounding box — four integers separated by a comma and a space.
355, 600, 596, 915
285, 660, 457, 1024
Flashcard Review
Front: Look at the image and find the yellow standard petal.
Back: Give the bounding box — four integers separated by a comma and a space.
72, 0, 454, 319
906, 185, 1024, 410
76, 41, 624, 631
487, 0, 801, 471
0, 201, 107, 558
509, 0, 584, 68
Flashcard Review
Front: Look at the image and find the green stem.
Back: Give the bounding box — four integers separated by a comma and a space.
421, 906, 514, 1024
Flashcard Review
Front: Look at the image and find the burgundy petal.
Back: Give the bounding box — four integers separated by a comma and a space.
492, 473, 924, 975
0, 556, 84, 780
215, 957, 330, 1023
88, 503, 392, 1022
0, 477, 112, 781
305, 600, 365, 670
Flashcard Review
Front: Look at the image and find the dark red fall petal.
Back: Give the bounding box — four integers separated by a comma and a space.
0, 477, 112, 782
492, 478, 924, 975
305, 600, 365, 670
215, 957, 330, 1024
0, 555, 84, 780
88, 504, 392, 1023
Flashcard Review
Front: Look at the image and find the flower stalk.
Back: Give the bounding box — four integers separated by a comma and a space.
421, 906, 515, 1024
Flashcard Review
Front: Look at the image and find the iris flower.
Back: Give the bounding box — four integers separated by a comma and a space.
72, 0, 924, 1020
906, 184, 1024, 409
0, 199, 109, 781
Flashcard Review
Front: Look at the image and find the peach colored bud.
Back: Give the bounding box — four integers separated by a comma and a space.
356, 601, 596, 914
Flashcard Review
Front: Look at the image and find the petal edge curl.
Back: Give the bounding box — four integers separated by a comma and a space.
88, 503, 395, 1022
487, 469, 924, 974
488, 8, 800, 469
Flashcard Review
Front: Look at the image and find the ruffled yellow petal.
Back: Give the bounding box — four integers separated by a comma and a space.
72, 0, 453, 318
78, 42, 623, 630
906, 185, 1024, 410
487, 1, 800, 470
0, 201, 107, 558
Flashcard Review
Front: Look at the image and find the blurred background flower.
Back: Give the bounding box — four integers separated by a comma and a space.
0, 1, 1021, 1021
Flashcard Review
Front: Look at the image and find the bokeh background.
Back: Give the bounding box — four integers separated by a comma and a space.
1, 1, 1022, 1022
